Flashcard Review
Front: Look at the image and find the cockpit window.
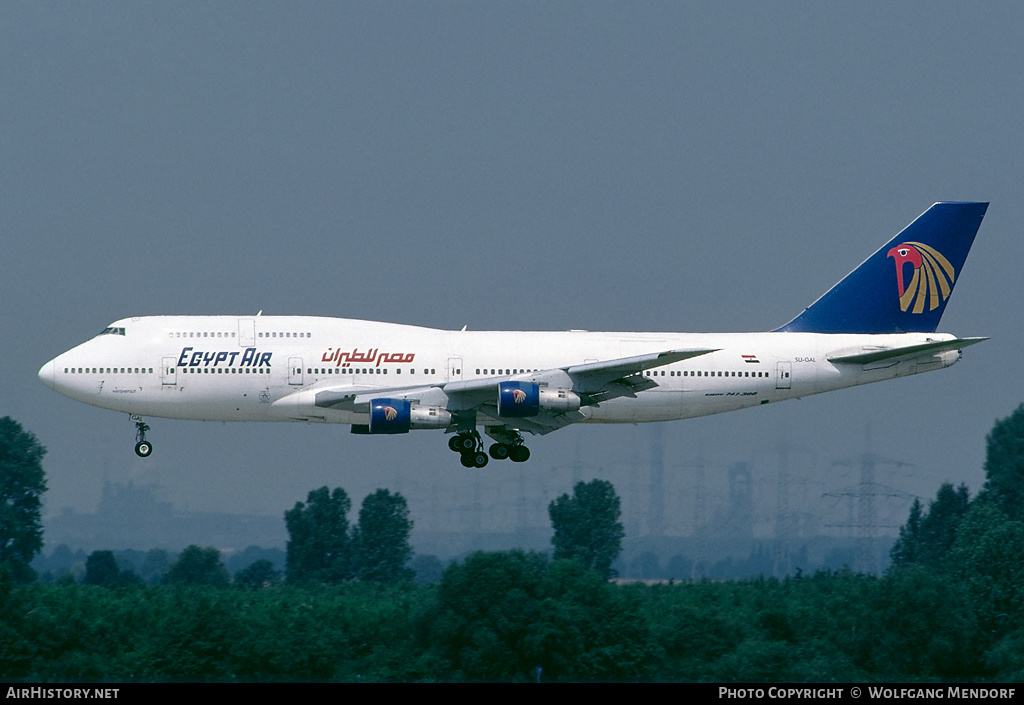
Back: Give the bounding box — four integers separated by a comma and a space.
98, 327, 126, 336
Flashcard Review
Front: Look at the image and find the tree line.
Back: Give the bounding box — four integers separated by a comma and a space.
2, 409, 1023, 680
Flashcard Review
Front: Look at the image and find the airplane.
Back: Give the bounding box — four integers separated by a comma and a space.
39, 202, 989, 468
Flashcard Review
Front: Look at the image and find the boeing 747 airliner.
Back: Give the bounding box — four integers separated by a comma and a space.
39, 202, 988, 467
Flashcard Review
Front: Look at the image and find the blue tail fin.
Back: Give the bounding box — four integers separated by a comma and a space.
776, 202, 988, 334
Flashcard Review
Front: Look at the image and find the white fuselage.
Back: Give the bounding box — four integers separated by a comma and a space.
38, 315, 961, 428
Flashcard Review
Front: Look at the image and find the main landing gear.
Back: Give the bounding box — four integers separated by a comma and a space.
447, 429, 531, 467
448, 430, 488, 468
132, 415, 153, 458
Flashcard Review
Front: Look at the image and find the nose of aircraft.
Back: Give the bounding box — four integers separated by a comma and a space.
38, 360, 56, 390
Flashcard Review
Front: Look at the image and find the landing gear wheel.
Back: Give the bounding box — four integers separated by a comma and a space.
489, 443, 510, 460
132, 416, 152, 459
450, 433, 476, 453
460, 450, 489, 468
509, 445, 531, 463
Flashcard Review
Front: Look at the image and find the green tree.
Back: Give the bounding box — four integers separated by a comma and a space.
890, 483, 970, 571
164, 545, 230, 587
83, 550, 120, 586
140, 548, 171, 585
890, 498, 923, 568
548, 479, 624, 578
0, 417, 47, 582
431, 549, 550, 679
949, 502, 1024, 640
234, 558, 281, 588
352, 489, 414, 583
284, 486, 352, 583
979, 403, 1024, 518
431, 550, 654, 680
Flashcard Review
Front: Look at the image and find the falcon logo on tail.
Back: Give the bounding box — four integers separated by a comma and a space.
887, 242, 955, 313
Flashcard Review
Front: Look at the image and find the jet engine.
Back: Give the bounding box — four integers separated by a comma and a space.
496, 381, 580, 418
364, 398, 452, 434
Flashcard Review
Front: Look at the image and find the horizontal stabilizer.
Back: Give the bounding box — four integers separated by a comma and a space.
827, 337, 988, 365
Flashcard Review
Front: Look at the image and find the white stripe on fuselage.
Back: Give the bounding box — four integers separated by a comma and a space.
40, 315, 960, 426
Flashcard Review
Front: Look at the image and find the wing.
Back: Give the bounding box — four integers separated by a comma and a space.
311, 347, 718, 435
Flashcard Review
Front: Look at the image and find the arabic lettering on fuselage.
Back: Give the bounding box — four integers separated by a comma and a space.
176, 347, 272, 368
321, 348, 416, 368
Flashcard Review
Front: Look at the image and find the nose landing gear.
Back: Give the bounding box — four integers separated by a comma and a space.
132, 415, 152, 458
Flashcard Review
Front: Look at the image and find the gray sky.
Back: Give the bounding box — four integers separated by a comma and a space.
4, 2, 1022, 544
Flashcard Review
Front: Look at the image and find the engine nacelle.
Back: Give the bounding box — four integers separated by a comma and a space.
497, 382, 580, 418
366, 398, 451, 434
